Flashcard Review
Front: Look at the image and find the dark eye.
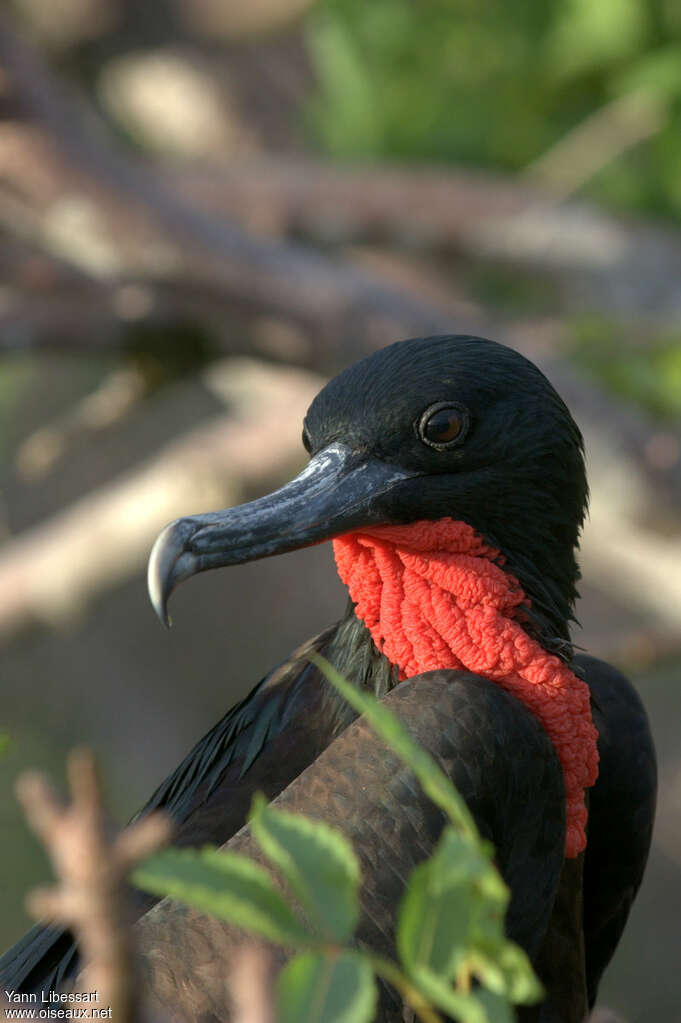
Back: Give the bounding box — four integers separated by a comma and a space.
302, 423, 312, 453
418, 402, 469, 450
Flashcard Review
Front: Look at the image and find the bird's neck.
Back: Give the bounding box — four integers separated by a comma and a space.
325, 604, 399, 700
481, 523, 579, 657
331, 517, 598, 858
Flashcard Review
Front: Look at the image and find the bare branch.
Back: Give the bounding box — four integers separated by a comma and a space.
1, 6, 680, 375
524, 89, 666, 201
0, 12, 449, 355
0, 360, 323, 643
229, 945, 275, 1023
17, 366, 150, 480
172, 159, 681, 324
16, 749, 172, 1023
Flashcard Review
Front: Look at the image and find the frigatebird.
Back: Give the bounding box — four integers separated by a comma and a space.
1, 336, 656, 1021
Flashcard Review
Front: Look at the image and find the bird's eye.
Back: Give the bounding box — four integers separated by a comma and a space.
302, 423, 312, 453
418, 402, 469, 450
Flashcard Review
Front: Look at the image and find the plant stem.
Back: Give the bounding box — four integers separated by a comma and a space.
368, 954, 444, 1023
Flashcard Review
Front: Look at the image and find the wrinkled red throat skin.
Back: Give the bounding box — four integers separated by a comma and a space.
333, 518, 599, 858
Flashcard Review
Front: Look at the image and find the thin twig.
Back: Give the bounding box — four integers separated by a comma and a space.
524, 89, 666, 201
17, 749, 172, 1022
369, 954, 444, 1023
229, 944, 276, 1023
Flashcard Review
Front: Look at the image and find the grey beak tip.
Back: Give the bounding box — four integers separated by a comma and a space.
147, 562, 171, 629
155, 599, 172, 630
148, 521, 189, 629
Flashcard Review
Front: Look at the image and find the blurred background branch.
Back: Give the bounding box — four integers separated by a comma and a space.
0, 360, 322, 641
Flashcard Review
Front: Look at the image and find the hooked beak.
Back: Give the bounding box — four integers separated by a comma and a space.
148, 442, 414, 626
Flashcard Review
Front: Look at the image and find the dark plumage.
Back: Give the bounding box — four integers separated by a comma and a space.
1, 336, 656, 1021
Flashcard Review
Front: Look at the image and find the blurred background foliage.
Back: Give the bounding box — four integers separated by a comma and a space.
0, 1, 680, 1019
306, 0, 681, 417
572, 320, 681, 418
307, 0, 681, 217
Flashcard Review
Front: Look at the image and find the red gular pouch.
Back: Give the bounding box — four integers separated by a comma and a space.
333, 517, 599, 858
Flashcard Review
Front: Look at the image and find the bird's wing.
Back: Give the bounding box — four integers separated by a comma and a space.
0, 626, 346, 996
133, 625, 341, 827
133, 670, 566, 1023
575, 653, 657, 1007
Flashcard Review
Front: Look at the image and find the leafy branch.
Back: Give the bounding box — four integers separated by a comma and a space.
133, 656, 542, 1022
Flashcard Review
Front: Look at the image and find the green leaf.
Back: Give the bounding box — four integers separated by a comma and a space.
0, 733, 9, 757
475, 988, 515, 1023
614, 44, 681, 101
433, 829, 506, 897
411, 968, 517, 1023
398, 829, 482, 979
132, 846, 312, 947
409, 967, 488, 1023
545, 0, 646, 81
475, 867, 510, 907
470, 938, 544, 1004
306, 10, 381, 155
277, 950, 377, 1023
250, 794, 360, 942
310, 654, 479, 839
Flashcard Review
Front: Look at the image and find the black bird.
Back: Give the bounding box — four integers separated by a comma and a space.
1, 336, 656, 1021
